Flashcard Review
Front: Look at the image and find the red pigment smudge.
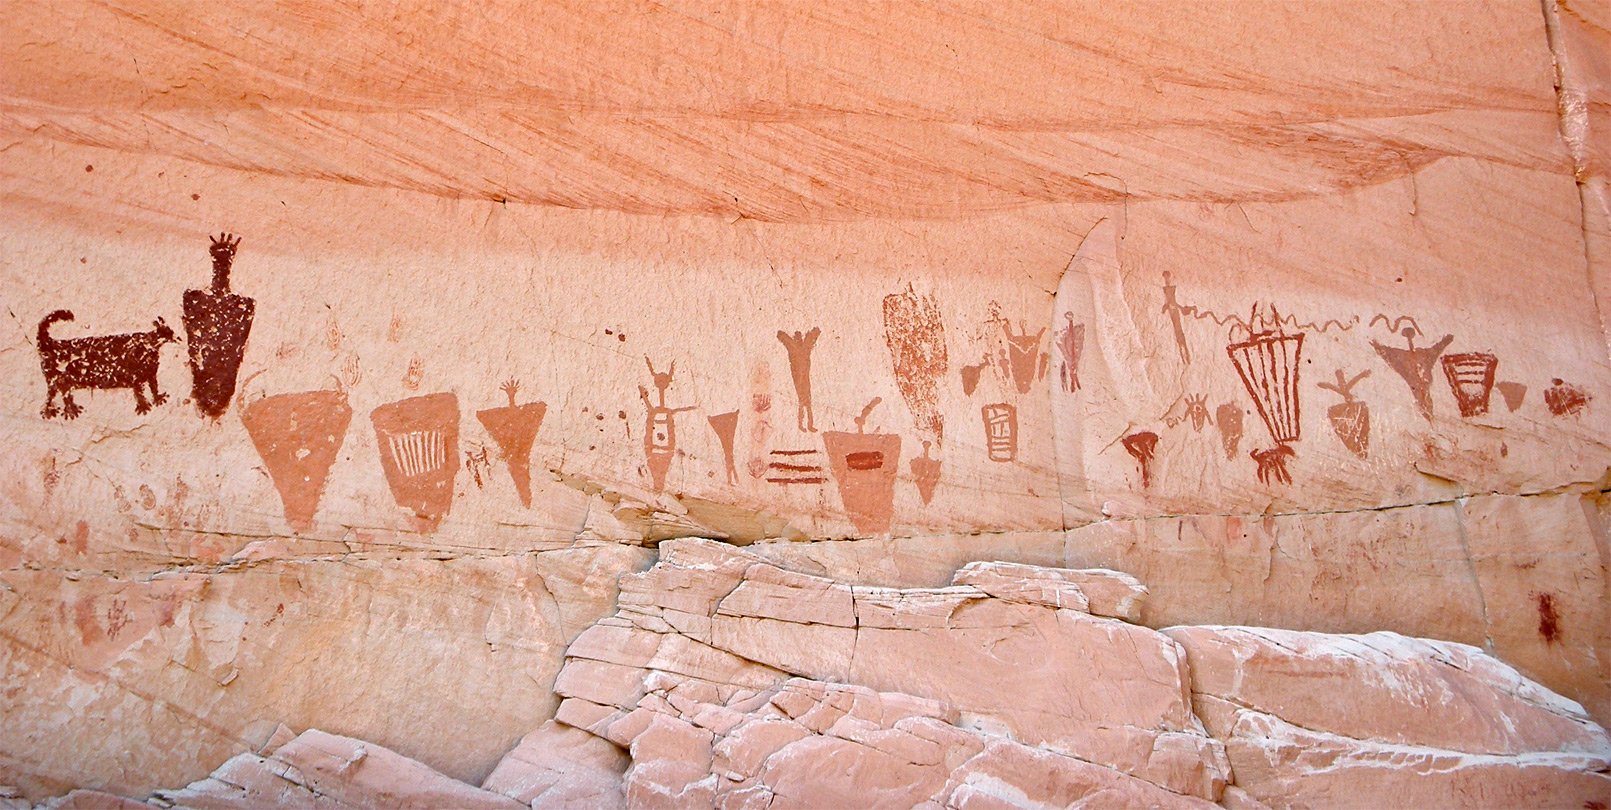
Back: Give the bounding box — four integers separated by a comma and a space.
1537, 593, 1560, 643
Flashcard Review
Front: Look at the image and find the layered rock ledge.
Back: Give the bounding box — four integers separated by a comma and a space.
9, 541, 1609, 809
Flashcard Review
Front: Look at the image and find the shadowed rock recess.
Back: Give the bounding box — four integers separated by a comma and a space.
4, 1, 1611, 808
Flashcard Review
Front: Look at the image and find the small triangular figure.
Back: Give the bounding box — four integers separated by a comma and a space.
477, 380, 547, 508
243, 390, 352, 533
910, 441, 941, 505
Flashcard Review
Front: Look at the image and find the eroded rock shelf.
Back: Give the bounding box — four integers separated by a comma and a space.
15, 550, 1610, 809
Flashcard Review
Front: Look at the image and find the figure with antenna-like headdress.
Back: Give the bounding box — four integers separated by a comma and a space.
183, 232, 256, 419
640, 357, 696, 493
1368, 316, 1452, 421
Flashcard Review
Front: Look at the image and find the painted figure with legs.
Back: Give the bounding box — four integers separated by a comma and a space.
777, 327, 821, 433
641, 357, 696, 493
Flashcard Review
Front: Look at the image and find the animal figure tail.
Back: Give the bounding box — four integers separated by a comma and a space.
38, 310, 73, 347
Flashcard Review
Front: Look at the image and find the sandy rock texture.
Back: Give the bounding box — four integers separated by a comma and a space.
1168, 626, 1611, 809
0, 545, 651, 798
10, 555, 1605, 809
2, 0, 1610, 805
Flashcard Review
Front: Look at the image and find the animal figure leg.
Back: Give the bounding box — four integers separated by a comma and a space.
62, 390, 82, 420
133, 385, 152, 415
149, 377, 168, 407
42, 383, 60, 419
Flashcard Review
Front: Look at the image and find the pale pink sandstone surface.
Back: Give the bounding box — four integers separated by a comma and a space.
2, 1, 1610, 807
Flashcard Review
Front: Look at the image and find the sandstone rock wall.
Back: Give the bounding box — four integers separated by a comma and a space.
1, 0, 1609, 805
17, 553, 1611, 809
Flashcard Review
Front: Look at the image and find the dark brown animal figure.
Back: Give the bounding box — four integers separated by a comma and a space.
38, 310, 178, 419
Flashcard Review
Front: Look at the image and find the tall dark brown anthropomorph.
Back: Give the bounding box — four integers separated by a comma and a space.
183, 232, 256, 419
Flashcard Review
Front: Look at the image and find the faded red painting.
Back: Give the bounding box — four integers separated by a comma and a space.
777, 328, 820, 433
1441, 352, 1497, 418
706, 411, 740, 485
911, 441, 941, 505
822, 398, 901, 534
640, 358, 696, 493
372, 392, 460, 532
476, 380, 546, 508
1318, 369, 1370, 459
1370, 323, 1452, 421
243, 390, 353, 533
1056, 312, 1085, 393
1001, 320, 1047, 395
883, 286, 948, 442
981, 403, 1017, 463
1215, 404, 1243, 460
1122, 431, 1159, 488
1545, 379, 1590, 417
